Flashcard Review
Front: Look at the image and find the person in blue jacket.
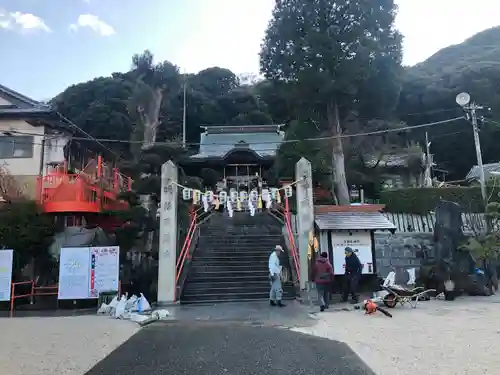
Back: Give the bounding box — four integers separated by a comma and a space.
342, 247, 362, 303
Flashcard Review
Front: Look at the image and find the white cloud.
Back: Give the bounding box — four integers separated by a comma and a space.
69, 14, 115, 36
0, 9, 51, 32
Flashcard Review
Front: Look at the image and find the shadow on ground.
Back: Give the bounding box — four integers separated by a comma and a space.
85, 322, 375, 375
160, 300, 318, 328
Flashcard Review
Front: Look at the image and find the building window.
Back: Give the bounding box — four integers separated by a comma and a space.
0, 136, 34, 158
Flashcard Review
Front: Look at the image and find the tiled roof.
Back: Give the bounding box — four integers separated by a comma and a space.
315, 204, 386, 213
191, 125, 285, 159
315, 211, 396, 231
0, 84, 49, 109
466, 162, 500, 181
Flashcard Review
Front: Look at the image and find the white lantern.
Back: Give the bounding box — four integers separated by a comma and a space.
284, 185, 293, 197
205, 190, 214, 202
239, 190, 248, 202
230, 189, 238, 202
219, 191, 227, 204
249, 189, 258, 201
270, 188, 279, 200
182, 188, 192, 200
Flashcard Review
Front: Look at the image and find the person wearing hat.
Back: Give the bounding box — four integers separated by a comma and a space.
268, 245, 286, 307
342, 247, 362, 303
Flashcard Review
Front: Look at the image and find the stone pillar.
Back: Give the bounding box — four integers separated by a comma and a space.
157, 160, 178, 304
295, 157, 314, 291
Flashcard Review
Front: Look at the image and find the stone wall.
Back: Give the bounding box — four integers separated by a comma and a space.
374, 232, 435, 278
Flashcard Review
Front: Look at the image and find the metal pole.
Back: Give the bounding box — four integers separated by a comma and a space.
470, 103, 487, 208
182, 75, 187, 148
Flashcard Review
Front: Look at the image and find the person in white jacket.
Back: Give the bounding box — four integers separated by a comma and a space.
268, 245, 285, 307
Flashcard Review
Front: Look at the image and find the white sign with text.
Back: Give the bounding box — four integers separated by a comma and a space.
0, 249, 13, 301
330, 232, 374, 275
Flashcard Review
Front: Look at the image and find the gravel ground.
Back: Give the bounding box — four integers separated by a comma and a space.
0, 316, 138, 375
294, 296, 500, 375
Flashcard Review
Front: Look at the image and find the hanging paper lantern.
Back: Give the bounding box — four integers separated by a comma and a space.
206, 190, 214, 203
182, 188, 192, 200
257, 196, 263, 209
261, 188, 270, 202
219, 191, 227, 204
214, 198, 220, 210
270, 188, 278, 200
230, 189, 238, 202
249, 190, 258, 202
236, 199, 242, 211
284, 185, 293, 197
276, 190, 281, 203
239, 191, 248, 203
193, 190, 202, 204
202, 194, 209, 212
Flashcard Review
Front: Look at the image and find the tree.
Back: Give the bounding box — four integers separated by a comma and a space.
129, 50, 180, 149
260, 0, 403, 204
397, 26, 500, 179
0, 201, 56, 277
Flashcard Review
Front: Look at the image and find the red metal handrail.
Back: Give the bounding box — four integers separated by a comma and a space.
175, 211, 198, 285
284, 196, 300, 281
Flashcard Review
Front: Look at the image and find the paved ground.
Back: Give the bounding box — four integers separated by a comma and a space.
0, 316, 138, 375
85, 322, 375, 375
295, 295, 500, 375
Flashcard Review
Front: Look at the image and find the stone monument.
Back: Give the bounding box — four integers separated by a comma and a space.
157, 161, 178, 304
295, 158, 314, 291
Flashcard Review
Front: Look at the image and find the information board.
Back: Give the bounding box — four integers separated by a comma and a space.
58, 246, 120, 300
330, 232, 374, 275
0, 249, 13, 301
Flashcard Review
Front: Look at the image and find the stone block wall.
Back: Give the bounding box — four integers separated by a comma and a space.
374, 232, 435, 278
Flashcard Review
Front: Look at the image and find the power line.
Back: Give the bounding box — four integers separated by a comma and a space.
3, 116, 465, 148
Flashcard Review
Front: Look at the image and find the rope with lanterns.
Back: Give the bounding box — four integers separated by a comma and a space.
169, 179, 300, 217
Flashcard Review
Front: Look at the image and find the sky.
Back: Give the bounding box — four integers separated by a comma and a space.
0, 0, 499, 100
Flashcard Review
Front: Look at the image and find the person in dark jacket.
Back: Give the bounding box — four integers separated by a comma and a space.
313, 252, 334, 312
342, 247, 362, 303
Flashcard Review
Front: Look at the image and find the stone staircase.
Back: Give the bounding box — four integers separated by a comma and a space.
180, 212, 296, 304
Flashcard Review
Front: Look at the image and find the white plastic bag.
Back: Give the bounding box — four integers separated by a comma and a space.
108, 296, 119, 309
125, 295, 139, 312
138, 293, 152, 312
114, 295, 127, 318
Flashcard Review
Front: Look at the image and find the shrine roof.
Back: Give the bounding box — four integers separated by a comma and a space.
315, 211, 396, 231
191, 124, 285, 159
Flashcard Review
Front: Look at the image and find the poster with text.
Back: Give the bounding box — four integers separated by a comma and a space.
0, 249, 13, 301
90, 246, 119, 297
58, 247, 91, 300
330, 232, 374, 275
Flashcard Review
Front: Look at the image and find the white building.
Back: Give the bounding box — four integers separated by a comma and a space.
0, 84, 71, 199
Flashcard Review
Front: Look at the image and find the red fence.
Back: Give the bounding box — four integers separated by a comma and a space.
9, 281, 122, 317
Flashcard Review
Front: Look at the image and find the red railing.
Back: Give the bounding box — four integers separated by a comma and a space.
284, 196, 301, 281
9, 280, 122, 317
175, 210, 198, 287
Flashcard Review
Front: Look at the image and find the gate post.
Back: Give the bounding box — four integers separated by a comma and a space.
158, 160, 178, 304
295, 157, 314, 291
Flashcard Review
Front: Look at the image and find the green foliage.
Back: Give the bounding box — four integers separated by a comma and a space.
380, 187, 492, 214
0, 201, 56, 273
461, 202, 500, 264
260, 0, 403, 114
397, 26, 500, 180
274, 120, 331, 186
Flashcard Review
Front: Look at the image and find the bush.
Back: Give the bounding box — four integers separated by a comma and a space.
380, 186, 493, 214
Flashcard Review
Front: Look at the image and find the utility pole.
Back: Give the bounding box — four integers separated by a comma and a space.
456, 92, 487, 207
423, 131, 433, 187
182, 72, 187, 148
